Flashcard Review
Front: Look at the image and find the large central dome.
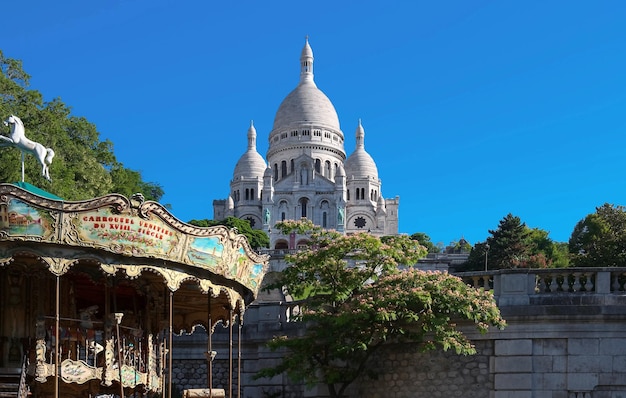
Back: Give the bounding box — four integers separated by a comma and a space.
272, 82, 340, 131
271, 38, 340, 132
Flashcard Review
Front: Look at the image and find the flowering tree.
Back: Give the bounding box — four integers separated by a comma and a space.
256, 220, 506, 398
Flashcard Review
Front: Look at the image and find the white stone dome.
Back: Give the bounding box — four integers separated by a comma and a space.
271, 38, 340, 132
233, 122, 267, 179
344, 120, 379, 179
272, 83, 340, 132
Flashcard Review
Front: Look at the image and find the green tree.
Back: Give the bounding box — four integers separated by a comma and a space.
486, 213, 530, 268
525, 228, 569, 268
463, 220, 570, 271
445, 238, 471, 254
0, 50, 163, 201
569, 203, 626, 267
463, 241, 491, 271
409, 232, 440, 253
256, 220, 506, 398
188, 217, 269, 249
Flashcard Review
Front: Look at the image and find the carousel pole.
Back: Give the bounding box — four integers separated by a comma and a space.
115, 313, 125, 398
54, 275, 60, 398
228, 308, 233, 398
20, 151, 25, 182
207, 292, 213, 398
168, 290, 173, 398
237, 315, 242, 398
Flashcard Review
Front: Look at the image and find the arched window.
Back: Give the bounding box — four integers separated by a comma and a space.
279, 201, 288, 221
245, 188, 249, 200
322, 212, 327, 228
315, 159, 321, 173
281, 161, 287, 178
275, 240, 288, 250
361, 188, 365, 200
290, 159, 294, 173
347, 190, 350, 201
251, 188, 255, 200
299, 197, 309, 218
274, 164, 278, 181
325, 160, 331, 178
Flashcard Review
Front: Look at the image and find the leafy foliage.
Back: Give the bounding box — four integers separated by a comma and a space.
444, 238, 471, 254
463, 214, 568, 270
188, 217, 269, 249
256, 220, 506, 398
409, 232, 440, 253
0, 50, 163, 201
569, 203, 626, 267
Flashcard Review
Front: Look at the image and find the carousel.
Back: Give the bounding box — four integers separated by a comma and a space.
0, 182, 269, 398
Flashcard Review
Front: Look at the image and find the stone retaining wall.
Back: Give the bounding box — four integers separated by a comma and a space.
171, 269, 626, 397
355, 340, 493, 398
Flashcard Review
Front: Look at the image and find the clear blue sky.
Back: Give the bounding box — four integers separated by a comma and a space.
5, 1, 626, 247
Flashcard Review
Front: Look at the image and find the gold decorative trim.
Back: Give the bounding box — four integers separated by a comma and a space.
60, 359, 102, 384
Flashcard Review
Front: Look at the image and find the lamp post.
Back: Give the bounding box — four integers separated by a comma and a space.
484, 244, 490, 272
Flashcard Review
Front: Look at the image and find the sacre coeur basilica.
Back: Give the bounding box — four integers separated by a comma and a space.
213, 38, 399, 251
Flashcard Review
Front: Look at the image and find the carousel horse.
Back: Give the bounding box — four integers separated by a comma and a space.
2, 115, 55, 181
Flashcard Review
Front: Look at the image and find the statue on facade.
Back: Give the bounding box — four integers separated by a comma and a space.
2, 115, 55, 181
338, 206, 345, 225
264, 208, 271, 225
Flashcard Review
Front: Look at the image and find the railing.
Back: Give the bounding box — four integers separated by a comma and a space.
17, 354, 29, 398
455, 267, 626, 306
249, 268, 626, 328
258, 249, 299, 257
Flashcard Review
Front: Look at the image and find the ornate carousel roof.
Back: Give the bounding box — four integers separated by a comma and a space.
0, 183, 269, 330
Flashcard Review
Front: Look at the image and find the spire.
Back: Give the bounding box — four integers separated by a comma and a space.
355, 119, 365, 149
247, 120, 257, 150
300, 36, 315, 85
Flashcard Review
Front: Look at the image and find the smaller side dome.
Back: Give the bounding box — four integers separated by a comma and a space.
233, 121, 267, 179
344, 120, 379, 179
336, 164, 346, 178
376, 195, 386, 214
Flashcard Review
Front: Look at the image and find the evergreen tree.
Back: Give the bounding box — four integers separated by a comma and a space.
462, 224, 568, 271
487, 213, 530, 269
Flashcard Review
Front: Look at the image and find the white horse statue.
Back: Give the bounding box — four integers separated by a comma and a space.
1, 115, 55, 181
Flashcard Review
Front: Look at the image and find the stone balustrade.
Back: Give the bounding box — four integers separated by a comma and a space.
457, 267, 626, 307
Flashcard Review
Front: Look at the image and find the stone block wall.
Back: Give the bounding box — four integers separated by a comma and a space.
171, 359, 236, 393
355, 340, 493, 398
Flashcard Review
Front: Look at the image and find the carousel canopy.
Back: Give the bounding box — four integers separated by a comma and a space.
0, 183, 269, 330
